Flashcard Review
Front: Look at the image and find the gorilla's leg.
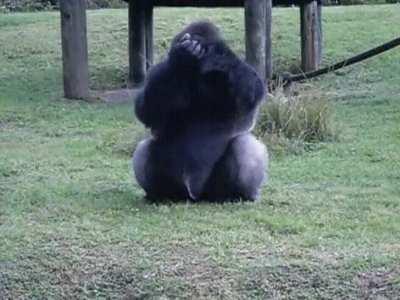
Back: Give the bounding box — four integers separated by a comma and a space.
204, 134, 268, 201
133, 138, 187, 200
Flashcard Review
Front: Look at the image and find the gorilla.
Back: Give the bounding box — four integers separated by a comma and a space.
133, 21, 268, 202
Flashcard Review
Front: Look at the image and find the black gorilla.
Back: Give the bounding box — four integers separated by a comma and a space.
133, 21, 268, 201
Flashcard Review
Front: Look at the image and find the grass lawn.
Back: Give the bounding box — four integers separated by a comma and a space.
1, 5, 400, 299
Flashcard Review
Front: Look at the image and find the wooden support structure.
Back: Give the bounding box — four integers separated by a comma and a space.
317, 2, 323, 65
128, 0, 146, 87
265, 0, 273, 79
60, 0, 324, 95
127, 0, 273, 85
145, 4, 154, 70
300, 0, 321, 72
60, 0, 89, 100
245, 0, 267, 79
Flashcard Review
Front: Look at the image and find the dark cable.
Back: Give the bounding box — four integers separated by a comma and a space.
274, 37, 400, 85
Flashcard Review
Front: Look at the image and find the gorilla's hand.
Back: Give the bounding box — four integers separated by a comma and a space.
169, 33, 205, 69
179, 33, 206, 59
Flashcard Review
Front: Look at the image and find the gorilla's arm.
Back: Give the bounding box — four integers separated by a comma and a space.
200, 42, 266, 113
135, 37, 201, 130
135, 62, 190, 131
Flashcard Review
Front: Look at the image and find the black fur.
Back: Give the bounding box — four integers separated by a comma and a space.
133, 21, 268, 201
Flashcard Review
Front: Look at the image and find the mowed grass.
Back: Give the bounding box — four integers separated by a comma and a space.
1, 5, 400, 299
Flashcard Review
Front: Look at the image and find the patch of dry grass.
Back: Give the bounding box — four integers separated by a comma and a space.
255, 84, 338, 155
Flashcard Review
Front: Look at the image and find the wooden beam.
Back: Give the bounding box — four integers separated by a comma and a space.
245, 0, 266, 80
152, 0, 244, 7
60, 0, 89, 100
145, 4, 154, 70
128, 0, 146, 87
265, 0, 273, 80
300, 0, 320, 72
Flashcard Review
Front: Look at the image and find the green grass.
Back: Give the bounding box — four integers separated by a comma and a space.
1, 5, 400, 299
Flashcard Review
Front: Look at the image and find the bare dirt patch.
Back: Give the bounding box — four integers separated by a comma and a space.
95, 89, 138, 104
357, 268, 400, 300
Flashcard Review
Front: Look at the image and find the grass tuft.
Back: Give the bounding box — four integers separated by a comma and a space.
255, 84, 339, 155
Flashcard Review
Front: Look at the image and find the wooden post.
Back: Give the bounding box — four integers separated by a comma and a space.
317, 1, 323, 65
245, 0, 266, 80
145, 3, 154, 70
265, 0, 273, 80
128, 0, 146, 87
300, 0, 321, 72
60, 0, 89, 100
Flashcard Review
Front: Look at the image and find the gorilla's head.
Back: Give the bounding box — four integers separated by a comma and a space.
171, 21, 222, 48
